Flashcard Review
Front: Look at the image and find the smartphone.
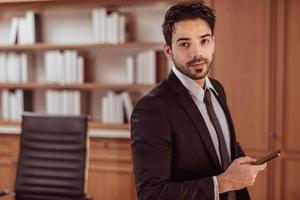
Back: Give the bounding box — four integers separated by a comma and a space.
252, 149, 281, 165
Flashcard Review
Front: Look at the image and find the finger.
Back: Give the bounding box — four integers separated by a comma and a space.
252, 163, 267, 172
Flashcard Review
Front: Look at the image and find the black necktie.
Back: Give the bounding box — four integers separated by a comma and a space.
204, 89, 231, 170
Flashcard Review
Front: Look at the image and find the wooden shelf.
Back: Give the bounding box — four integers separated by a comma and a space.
0, 0, 173, 6
0, 119, 130, 130
0, 42, 163, 51
0, 82, 155, 90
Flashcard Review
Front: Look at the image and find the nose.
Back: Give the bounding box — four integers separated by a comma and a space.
189, 43, 204, 58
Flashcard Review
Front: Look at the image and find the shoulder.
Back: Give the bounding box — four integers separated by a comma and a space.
134, 79, 173, 111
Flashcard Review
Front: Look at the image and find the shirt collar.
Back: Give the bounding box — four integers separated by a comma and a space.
172, 65, 218, 103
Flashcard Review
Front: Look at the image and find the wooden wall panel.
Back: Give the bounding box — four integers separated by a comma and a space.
274, 0, 300, 200
281, 159, 300, 200
282, 0, 300, 153
212, 0, 272, 152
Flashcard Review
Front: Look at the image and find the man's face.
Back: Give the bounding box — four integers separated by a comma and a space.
164, 19, 215, 81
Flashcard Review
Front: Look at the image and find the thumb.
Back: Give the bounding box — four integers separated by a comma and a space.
235, 156, 256, 164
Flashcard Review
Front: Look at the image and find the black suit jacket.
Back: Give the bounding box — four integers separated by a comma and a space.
130, 71, 250, 200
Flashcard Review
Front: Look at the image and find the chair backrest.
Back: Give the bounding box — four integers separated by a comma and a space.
15, 113, 88, 200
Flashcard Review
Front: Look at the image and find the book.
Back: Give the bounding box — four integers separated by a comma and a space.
1, 90, 10, 120
26, 10, 36, 44
0, 54, 7, 82
9, 17, 19, 44
20, 53, 28, 83
126, 56, 135, 84
120, 91, 133, 122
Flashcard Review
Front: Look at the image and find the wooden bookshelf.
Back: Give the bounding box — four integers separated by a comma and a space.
0, 82, 155, 90
0, 42, 163, 51
0, 119, 130, 130
0, 1, 171, 200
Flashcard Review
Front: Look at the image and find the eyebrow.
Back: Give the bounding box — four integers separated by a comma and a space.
175, 33, 213, 43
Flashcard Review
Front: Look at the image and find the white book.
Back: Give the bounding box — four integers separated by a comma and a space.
126, 56, 135, 84
9, 91, 17, 120
71, 51, 78, 83
45, 51, 57, 83
99, 8, 107, 43
67, 91, 73, 115
121, 91, 133, 122
101, 96, 109, 123
115, 94, 124, 123
9, 17, 19, 44
107, 91, 116, 123
77, 56, 84, 83
20, 53, 28, 83
56, 51, 64, 83
7, 53, 21, 83
46, 90, 52, 114
74, 91, 81, 115
92, 9, 101, 43
18, 17, 27, 45
0, 53, 7, 82
135, 52, 144, 84
44, 52, 51, 82
61, 90, 68, 115
64, 50, 77, 84
15, 90, 23, 120
25, 10, 36, 44
119, 15, 126, 44
106, 14, 114, 44
1, 90, 10, 120
146, 50, 156, 84
111, 12, 119, 44
53, 90, 60, 114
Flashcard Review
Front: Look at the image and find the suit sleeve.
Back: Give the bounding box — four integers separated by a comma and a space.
130, 96, 215, 200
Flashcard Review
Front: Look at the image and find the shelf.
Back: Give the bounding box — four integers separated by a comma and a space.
0, 82, 155, 90
0, 119, 130, 130
0, 42, 163, 51
0, 0, 173, 6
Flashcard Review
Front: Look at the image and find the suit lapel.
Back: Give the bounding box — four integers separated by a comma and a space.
167, 72, 221, 170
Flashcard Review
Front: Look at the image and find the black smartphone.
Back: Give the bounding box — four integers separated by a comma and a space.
252, 149, 281, 165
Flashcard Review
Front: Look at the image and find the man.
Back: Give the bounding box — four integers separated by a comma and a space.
130, 2, 266, 200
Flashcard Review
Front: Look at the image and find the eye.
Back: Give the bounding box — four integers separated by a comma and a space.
179, 42, 190, 48
201, 38, 210, 45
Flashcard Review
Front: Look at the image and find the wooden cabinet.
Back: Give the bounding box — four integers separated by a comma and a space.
88, 138, 136, 200
0, 135, 19, 200
0, 134, 136, 200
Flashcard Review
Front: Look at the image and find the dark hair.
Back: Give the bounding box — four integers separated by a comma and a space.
162, 2, 216, 48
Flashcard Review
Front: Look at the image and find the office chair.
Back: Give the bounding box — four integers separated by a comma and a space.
0, 112, 92, 200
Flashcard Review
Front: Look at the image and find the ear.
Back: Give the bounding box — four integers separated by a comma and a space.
163, 43, 173, 60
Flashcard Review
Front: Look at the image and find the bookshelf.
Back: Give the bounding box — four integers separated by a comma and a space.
0, 0, 173, 199
0, 0, 170, 130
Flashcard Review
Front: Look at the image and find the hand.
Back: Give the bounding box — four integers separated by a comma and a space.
217, 156, 267, 193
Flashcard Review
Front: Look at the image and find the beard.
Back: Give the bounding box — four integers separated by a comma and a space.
173, 56, 212, 80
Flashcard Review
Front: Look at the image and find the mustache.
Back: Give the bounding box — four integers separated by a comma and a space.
186, 56, 209, 66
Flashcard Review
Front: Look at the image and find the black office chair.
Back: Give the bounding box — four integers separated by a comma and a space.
0, 113, 92, 200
